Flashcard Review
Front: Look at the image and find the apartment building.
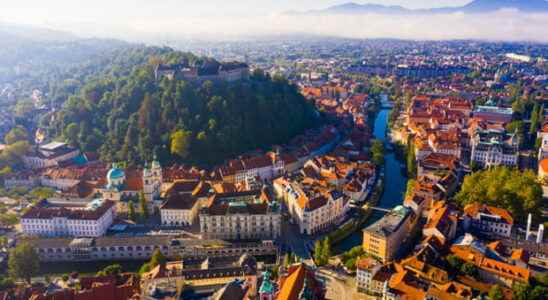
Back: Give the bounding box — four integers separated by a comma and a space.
463, 203, 513, 238
362, 206, 418, 263
274, 176, 350, 235
199, 191, 281, 240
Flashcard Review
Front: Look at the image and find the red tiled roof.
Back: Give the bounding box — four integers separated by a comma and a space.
463, 202, 514, 225
161, 193, 198, 210
124, 169, 143, 191
22, 200, 115, 221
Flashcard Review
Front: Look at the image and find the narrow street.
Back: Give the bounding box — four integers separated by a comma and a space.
280, 220, 313, 259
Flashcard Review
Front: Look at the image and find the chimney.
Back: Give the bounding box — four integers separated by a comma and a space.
526, 213, 532, 241
537, 224, 544, 244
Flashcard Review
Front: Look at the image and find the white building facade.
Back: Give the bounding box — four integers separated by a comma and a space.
21, 199, 116, 237
274, 179, 350, 235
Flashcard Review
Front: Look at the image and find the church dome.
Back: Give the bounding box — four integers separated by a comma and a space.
107, 168, 125, 180
107, 167, 125, 188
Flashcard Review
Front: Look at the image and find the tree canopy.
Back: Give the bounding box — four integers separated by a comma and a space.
48, 51, 317, 166
8, 242, 40, 284
370, 139, 384, 166
488, 285, 504, 300
96, 264, 122, 277
4, 126, 29, 145
455, 167, 543, 221
170, 130, 192, 159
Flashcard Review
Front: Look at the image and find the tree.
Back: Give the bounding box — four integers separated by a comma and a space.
322, 237, 331, 266
506, 120, 525, 148
4, 126, 29, 145
530, 286, 548, 300
47, 55, 317, 167
534, 272, 548, 287
406, 141, 417, 177
344, 257, 358, 270
139, 262, 152, 274
150, 249, 167, 268
140, 248, 167, 274
446, 254, 463, 270
8, 242, 40, 284
128, 201, 136, 222
460, 262, 478, 277
455, 167, 543, 220
97, 264, 122, 276
370, 139, 385, 166
64, 123, 80, 147
512, 282, 530, 300
469, 160, 479, 172
14, 100, 34, 118
170, 130, 192, 159
0, 166, 12, 178
139, 192, 149, 221
0, 277, 15, 291
283, 253, 293, 267
0, 141, 31, 168
530, 103, 540, 136
29, 187, 55, 200
405, 179, 416, 199
0, 213, 18, 226
488, 285, 505, 300
313, 240, 324, 266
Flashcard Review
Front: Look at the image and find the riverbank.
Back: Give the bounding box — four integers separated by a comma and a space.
334, 105, 409, 253
328, 173, 385, 246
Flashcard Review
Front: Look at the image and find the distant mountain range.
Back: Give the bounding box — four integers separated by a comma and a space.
298, 0, 548, 15
0, 22, 77, 42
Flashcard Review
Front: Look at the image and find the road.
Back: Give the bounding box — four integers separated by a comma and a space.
280, 220, 313, 259
316, 268, 356, 300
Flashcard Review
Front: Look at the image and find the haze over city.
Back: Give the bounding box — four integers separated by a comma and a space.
1, 0, 548, 42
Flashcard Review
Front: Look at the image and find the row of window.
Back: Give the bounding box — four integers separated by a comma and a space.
39, 245, 167, 253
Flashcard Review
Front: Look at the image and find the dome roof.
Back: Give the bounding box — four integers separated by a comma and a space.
107, 168, 125, 180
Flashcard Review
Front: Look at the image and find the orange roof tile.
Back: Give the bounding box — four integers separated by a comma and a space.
277, 264, 306, 300
464, 203, 513, 225
540, 158, 548, 173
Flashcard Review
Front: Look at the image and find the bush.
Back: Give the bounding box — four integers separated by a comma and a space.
97, 264, 122, 276
446, 254, 463, 270
0, 278, 15, 291
139, 262, 152, 274
344, 257, 358, 270
460, 262, 478, 277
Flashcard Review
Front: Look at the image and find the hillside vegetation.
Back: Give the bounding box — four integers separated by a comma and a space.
48, 51, 318, 166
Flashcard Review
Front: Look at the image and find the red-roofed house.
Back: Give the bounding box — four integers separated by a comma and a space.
463, 203, 513, 238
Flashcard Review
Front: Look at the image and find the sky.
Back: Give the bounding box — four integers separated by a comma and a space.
1, 0, 473, 22
1, 0, 548, 43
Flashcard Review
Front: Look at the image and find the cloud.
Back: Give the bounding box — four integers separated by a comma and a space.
59, 10, 548, 43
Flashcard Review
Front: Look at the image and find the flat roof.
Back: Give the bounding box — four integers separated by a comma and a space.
40, 141, 68, 151
364, 206, 411, 237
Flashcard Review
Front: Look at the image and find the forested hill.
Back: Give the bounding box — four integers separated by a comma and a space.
48, 51, 318, 166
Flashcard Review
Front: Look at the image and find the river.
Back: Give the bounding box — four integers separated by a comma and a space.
335, 105, 409, 253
